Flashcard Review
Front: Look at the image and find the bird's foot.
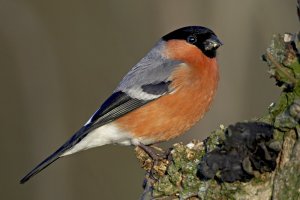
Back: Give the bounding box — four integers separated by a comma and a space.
138, 143, 162, 160
136, 143, 171, 180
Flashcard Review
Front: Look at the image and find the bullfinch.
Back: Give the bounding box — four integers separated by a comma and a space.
20, 26, 222, 184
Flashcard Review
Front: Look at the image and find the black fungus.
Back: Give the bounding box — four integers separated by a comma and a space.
197, 122, 280, 182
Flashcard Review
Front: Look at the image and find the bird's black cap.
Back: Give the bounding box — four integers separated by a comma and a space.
162, 26, 222, 58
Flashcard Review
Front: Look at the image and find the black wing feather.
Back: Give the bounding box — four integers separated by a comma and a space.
86, 91, 150, 132
20, 91, 151, 184
90, 92, 132, 122
141, 81, 171, 95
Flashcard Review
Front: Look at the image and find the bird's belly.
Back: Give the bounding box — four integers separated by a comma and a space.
116, 80, 217, 144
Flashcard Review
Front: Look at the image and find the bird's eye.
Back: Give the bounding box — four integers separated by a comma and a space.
187, 35, 197, 44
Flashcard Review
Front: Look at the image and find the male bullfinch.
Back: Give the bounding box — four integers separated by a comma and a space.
20, 26, 222, 184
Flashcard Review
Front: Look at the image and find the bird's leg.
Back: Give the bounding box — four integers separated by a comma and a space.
137, 143, 171, 181
138, 143, 160, 161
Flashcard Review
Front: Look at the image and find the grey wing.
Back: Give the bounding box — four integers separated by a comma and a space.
116, 40, 183, 100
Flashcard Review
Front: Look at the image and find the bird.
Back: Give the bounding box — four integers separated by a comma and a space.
20, 26, 222, 184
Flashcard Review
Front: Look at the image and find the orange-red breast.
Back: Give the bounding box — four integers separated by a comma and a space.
20, 26, 222, 184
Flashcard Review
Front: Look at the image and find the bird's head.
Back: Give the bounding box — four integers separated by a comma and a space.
162, 26, 223, 59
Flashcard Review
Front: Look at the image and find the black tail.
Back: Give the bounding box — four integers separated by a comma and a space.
20, 145, 65, 184
20, 126, 91, 184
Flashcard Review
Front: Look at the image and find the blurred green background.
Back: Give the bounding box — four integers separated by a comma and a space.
0, 0, 298, 199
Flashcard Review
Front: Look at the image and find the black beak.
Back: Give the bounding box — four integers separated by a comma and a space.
204, 35, 223, 51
